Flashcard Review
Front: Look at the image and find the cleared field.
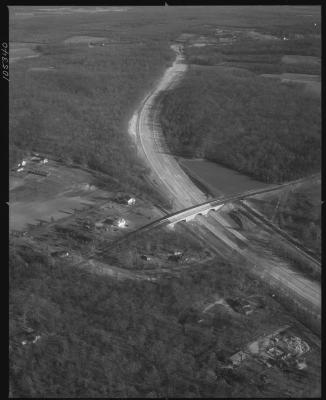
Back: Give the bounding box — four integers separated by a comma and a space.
179, 158, 272, 197
28, 66, 55, 72
9, 42, 39, 64
261, 72, 320, 96
245, 30, 279, 40
63, 35, 107, 44
262, 72, 320, 81
10, 158, 99, 230
9, 156, 163, 232
12, 7, 129, 18
10, 197, 93, 231
281, 54, 320, 65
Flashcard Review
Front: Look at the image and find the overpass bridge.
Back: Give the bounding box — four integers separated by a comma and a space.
96, 173, 321, 332
99, 173, 320, 262
165, 173, 320, 229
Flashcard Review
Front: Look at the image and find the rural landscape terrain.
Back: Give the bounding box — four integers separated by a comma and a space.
9, 6, 320, 398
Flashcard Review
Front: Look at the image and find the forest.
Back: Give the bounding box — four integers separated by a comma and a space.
159, 67, 320, 183
251, 182, 321, 258
274, 190, 321, 257
10, 6, 320, 190
10, 241, 317, 398
9, 40, 173, 203
9, 6, 321, 398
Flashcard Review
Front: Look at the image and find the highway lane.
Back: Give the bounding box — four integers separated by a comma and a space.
129, 43, 321, 319
195, 212, 320, 310
129, 44, 206, 211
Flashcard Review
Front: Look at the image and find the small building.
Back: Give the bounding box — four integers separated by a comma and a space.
127, 197, 136, 206
116, 217, 127, 228
230, 350, 248, 366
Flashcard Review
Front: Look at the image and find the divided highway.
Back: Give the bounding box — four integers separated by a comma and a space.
128, 44, 321, 327
129, 44, 206, 211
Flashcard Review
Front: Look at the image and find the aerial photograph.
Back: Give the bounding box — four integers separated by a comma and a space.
8, 5, 321, 398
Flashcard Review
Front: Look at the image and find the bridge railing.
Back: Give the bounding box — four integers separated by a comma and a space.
97, 173, 320, 253
165, 173, 320, 223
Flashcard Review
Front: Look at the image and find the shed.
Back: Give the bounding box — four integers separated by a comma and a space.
127, 197, 136, 206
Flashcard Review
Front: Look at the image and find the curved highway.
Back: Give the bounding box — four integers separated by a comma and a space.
128, 44, 321, 326
129, 44, 206, 211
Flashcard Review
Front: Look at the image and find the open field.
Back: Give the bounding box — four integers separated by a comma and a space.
281, 54, 320, 65
12, 6, 130, 18
10, 157, 99, 231
63, 35, 107, 44
261, 73, 320, 97
179, 158, 271, 197
9, 42, 39, 64
10, 155, 164, 240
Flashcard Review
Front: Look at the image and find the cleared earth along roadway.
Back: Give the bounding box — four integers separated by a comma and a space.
128, 44, 320, 333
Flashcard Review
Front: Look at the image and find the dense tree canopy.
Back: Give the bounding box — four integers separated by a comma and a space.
10, 41, 173, 201
159, 67, 320, 183
10, 242, 302, 398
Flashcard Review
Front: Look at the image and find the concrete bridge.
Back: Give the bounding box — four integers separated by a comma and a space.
101, 173, 320, 259
167, 203, 225, 228
165, 173, 320, 229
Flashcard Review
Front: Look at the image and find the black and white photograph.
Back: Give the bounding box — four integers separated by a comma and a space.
7, 3, 321, 398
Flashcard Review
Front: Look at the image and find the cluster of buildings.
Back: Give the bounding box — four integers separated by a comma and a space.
230, 326, 310, 371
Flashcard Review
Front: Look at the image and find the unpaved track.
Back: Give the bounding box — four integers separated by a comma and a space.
129, 44, 321, 320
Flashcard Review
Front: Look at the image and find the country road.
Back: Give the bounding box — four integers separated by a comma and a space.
128, 43, 320, 327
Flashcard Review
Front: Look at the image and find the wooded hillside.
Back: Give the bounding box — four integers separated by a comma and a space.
159, 67, 320, 183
